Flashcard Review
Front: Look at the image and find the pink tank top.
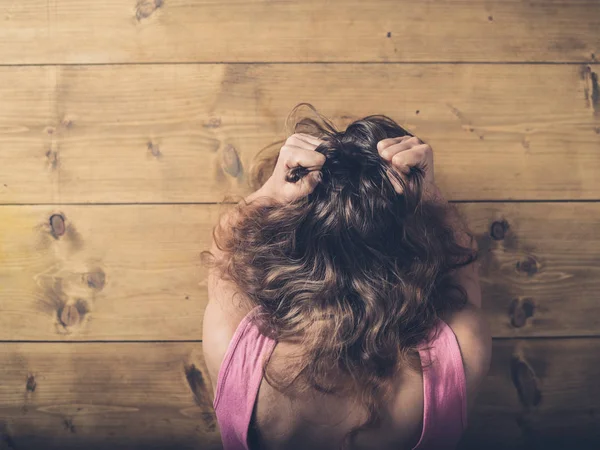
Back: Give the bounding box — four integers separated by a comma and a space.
213, 307, 467, 450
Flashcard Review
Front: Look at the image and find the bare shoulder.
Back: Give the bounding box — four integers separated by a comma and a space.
202, 243, 253, 396
441, 304, 492, 411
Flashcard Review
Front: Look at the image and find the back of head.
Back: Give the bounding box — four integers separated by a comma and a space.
210, 103, 477, 448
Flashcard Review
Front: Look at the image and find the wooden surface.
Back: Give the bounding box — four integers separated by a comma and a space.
0, 202, 599, 340
0, 0, 598, 64
0, 0, 599, 448
459, 338, 600, 450
1, 64, 600, 203
0, 343, 221, 450
0, 205, 222, 340
0, 340, 598, 450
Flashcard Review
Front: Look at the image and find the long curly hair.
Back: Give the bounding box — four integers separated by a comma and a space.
203, 103, 477, 448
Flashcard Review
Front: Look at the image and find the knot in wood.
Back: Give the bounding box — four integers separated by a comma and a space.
490, 219, 509, 240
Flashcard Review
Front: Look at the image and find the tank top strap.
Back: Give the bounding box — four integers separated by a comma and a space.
213, 306, 277, 450
412, 318, 468, 449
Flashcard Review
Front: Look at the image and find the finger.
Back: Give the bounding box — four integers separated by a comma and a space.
288, 133, 323, 149
281, 145, 327, 170
296, 169, 323, 195
379, 136, 423, 161
377, 135, 412, 152
390, 144, 430, 172
293, 133, 323, 146
385, 166, 405, 194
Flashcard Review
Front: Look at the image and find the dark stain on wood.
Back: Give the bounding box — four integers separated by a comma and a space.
49, 214, 66, 239
510, 353, 542, 408
203, 117, 222, 129
184, 363, 217, 431
64, 223, 84, 253
135, 0, 163, 21
86, 269, 106, 291
581, 65, 600, 114
56, 299, 89, 329
220, 144, 243, 177
147, 141, 162, 158
550, 37, 586, 52
184, 364, 208, 404
488, 15, 493, 21
63, 418, 76, 433
509, 297, 535, 328
37, 278, 67, 316
58, 304, 81, 328
516, 256, 538, 276
446, 103, 487, 140
46, 149, 59, 171
490, 219, 509, 240
386, 31, 392, 38
26, 374, 37, 392
591, 70, 599, 115
61, 118, 73, 129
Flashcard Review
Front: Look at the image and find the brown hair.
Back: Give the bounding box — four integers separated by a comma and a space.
203, 104, 477, 448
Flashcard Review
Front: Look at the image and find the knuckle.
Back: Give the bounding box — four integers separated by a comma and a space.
391, 152, 404, 164
380, 148, 391, 159
280, 146, 294, 159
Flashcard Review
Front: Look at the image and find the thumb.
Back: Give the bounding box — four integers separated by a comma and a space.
299, 170, 323, 196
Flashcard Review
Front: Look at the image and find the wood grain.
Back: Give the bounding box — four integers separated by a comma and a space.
0, 202, 599, 340
458, 201, 600, 338
1, 64, 599, 204
0, 0, 597, 64
0, 343, 222, 450
0, 339, 599, 449
460, 338, 600, 450
0, 204, 224, 341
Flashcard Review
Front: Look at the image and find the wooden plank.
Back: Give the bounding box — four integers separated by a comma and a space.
0, 343, 222, 450
0, 202, 599, 340
460, 338, 600, 449
0, 339, 599, 449
0, 204, 224, 341
1, 64, 599, 203
0, 0, 597, 64
458, 201, 600, 338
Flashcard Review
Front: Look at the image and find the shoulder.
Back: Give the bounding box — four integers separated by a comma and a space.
441, 304, 492, 411
202, 243, 254, 396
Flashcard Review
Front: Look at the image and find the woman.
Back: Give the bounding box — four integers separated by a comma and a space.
202, 105, 492, 450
